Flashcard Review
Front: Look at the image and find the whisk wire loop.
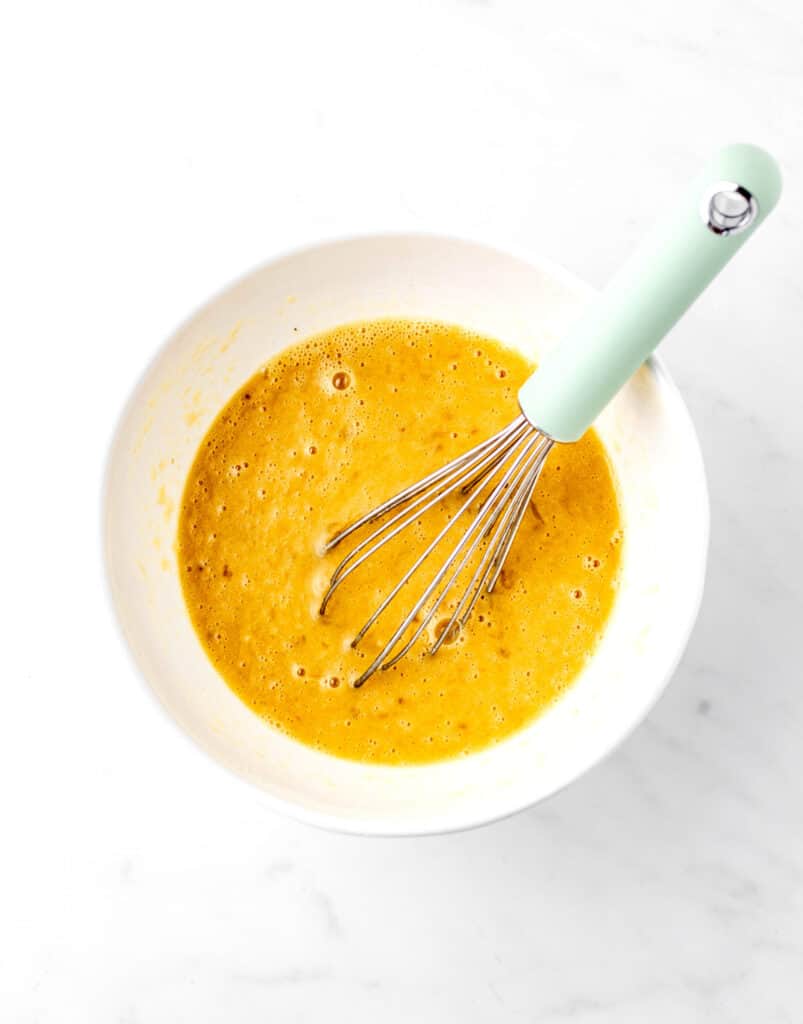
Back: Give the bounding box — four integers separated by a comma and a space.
320, 415, 552, 687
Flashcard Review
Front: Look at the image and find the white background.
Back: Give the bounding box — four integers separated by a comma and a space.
2, 1, 802, 1021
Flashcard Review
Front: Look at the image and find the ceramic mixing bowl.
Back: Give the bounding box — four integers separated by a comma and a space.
103, 235, 709, 835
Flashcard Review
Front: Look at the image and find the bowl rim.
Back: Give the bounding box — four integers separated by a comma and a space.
101, 231, 710, 837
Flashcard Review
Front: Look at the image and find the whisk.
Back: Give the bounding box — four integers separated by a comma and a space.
320, 144, 781, 687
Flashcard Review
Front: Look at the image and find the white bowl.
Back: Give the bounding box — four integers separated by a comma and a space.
103, 234, 709, 836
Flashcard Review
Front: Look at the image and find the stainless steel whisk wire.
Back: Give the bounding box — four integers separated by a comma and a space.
320, 416, 552, 687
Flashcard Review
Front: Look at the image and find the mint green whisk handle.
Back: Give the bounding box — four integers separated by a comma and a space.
518, 144, 782, 443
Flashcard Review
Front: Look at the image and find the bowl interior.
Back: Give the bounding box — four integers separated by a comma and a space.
104, 235, 709, 834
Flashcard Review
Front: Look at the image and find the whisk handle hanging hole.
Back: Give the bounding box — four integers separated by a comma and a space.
518, 143, 782, 442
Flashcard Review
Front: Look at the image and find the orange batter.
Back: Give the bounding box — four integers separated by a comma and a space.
178, 319, 622, 764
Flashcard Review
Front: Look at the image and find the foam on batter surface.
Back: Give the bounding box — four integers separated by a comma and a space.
178, 319, 622, 764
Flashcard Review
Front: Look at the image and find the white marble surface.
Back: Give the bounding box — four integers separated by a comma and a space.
3, 1, 803, 1020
